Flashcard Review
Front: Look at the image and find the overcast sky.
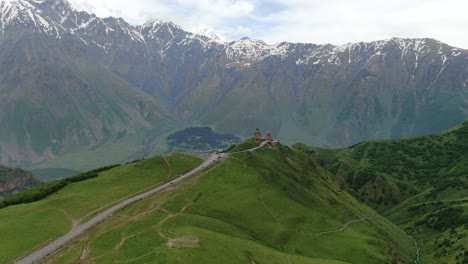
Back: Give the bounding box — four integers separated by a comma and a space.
68, 0, 468, 49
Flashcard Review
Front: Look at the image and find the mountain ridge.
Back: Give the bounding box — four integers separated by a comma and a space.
2, 0, 465, 63
0, 0, 467, 169
295, 121, 468, 263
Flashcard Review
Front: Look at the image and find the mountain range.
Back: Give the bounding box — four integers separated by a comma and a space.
1, 0, 467, 170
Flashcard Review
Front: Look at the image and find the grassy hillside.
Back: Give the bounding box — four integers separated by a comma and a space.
44, 143, 415, 263
0, 154, 202, 263
295, 121, 468, 263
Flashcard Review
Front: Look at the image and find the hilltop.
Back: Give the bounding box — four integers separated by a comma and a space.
295, 121, 468, 263
1, 140, 417, 263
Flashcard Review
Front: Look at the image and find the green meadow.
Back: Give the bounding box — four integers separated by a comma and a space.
44, 144, 415, 263
296, 121, 468, 263
0, 154, 202, 263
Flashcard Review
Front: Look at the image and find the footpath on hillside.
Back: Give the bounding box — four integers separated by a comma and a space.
15, 142, 268, 264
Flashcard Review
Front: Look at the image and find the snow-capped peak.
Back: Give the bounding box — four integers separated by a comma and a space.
0, 0, 56, 33
0, 0, 29, 8
142, 18, 164, 27
191, 25, 226, 44
230, 37, 268, 51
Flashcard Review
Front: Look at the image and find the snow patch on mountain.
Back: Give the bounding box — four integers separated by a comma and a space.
0, 0, 55, 34
1, 0, 466, 70
192, 25, 226, 44
227, 37, 267, 60
140, 19, 164, 38
291, 37, 467, 69
226, 38, 301, 63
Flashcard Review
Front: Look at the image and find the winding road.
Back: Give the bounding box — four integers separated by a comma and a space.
15, 142, 269, 264
14, 153, 224, 264
229, 141, 270, 154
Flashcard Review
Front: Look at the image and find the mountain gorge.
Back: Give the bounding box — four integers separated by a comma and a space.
0, 0, 467, 170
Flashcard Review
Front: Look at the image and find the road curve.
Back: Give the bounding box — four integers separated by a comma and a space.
229, 141, 270, 154
15, 154, 222, 264
15, 141, 270, 264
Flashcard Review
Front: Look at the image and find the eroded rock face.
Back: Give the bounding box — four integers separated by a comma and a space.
0, 165, 40, 197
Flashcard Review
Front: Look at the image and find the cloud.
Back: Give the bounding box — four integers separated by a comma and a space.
255, 0, 468, 48
67, 0, 468, 49
219, 25, 253, 39
232, 25, 253, 35
68, 0, 173, 24
173, 0, 254, 17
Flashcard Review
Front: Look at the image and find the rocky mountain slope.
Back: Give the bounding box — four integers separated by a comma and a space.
0, 0, 174, 168
0, 0, 467, 169
0, 165, 39, 198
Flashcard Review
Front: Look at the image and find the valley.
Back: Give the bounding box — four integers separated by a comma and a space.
0, 1, 466, 263
2, 124, 467, 263
0, 0, 467, 171
166, 127, 240, 153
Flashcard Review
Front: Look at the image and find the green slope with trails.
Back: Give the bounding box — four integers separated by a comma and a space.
295, 121, 468, 263
43, 143, 415, 264
0, 154, 202, 263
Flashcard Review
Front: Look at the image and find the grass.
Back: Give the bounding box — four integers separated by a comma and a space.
0, 206, 70, 262
296, 121, 468, 263
44, 143, 415, 264
227, 138, 260, 152
166, 153, 206, 176
0, 154, 202, 263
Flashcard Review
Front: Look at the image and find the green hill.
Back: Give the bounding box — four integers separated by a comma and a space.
0, 153, 202, 263
294, 121, 468, 263
39, 143, 415, 263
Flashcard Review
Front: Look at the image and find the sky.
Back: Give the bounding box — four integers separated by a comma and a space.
67, 0, 468, 49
